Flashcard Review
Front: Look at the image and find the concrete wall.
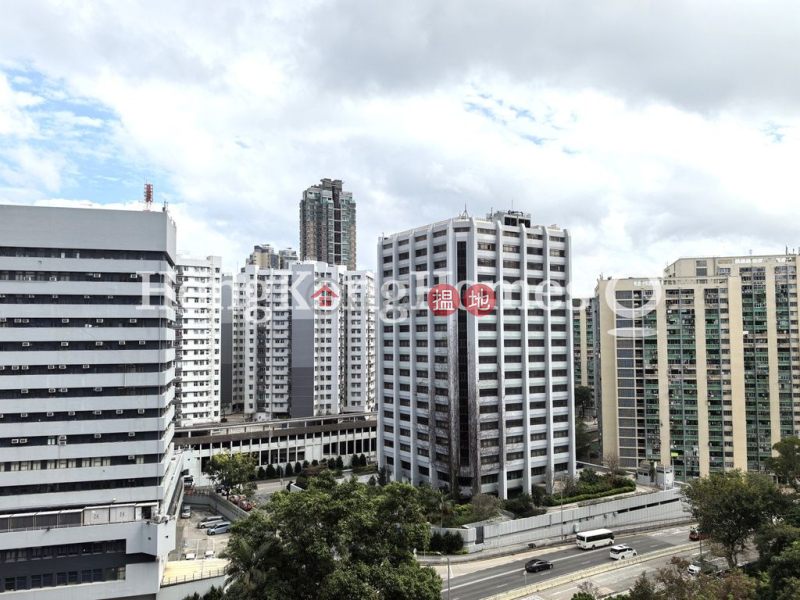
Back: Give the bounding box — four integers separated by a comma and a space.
434, 488, 689, 552
183, 490, 248, 523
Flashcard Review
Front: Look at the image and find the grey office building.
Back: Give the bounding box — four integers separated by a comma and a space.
0, 205, 182, 598
299, 179, 357, 270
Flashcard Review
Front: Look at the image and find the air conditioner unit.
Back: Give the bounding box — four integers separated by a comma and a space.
49, 277, 57, 282
11, 439, 19, 444
21, 389, 28, 394
59, 365, 67, 369
28, 295, 34, 299
94, 388, 103, 392
93, 410, 102, 415
59, 388, 68, 393
130, 274, 138, 279
14, 318, 21, 323
67, 411, 75, 416
83, 365, 89, 369
48, 388, 56, 393
95, 342, 103, 346
119, 341, 126, 345
61, 318, 69, 323
96, 318, 104, 323
0, 318, 5, 322
11, 366, 19, 371
128, 455, 135, 460
107, 295, 114, 299
139, 341, 146, 345
0, 294, 5, 298
85, 324, 92, 328
52, 295, 58, 299
129, 318, 137, 323
137, 408, 145, 414
84, 295, 90, 299
61, 342, 69, 347
22, 342, 30, 347
21, 366, 28, 370
58, 440, 67, 446
0, 366, 4, 371
116, 409, 123, 414
46, 412, 54, 417
94, 433, 102, 438
20, 413, 27, 417
94, 273, 102, 278
19, 439, 27, 444
128, 432, 135, 437
57, 435, 67, 441
48, 365, 55, 370
24, 277, 32, 281
21, 319, 28, 323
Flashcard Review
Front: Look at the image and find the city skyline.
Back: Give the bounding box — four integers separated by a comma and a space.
3, 2, 800, 296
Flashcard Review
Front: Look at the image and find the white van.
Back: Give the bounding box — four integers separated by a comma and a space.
609, 545, 638, 560
181, 505, 192, 519
197, 515, 224, 529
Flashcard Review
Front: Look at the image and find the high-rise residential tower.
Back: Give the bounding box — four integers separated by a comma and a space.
299, 179, 357, 270
232, 261, 375, 419
246, 244, 298, 269
572, 297, 596, 400
174, 256, 222, 426
596, 253, 800, 481
0, 205, 181, 597
377, 211, 577, 499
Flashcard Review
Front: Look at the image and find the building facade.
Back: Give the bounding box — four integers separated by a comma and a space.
299, 179, 357, 270
596, 253, 800, 480
572, 297, 596, 399
378, 211, 577, 499
0, 205, 181, 598
232, 261, 376, 420
174, 256, 222, 426
246, 244, 298, 269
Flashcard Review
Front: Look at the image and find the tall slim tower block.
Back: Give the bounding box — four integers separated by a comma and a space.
378, 211, 577, 499
299, 179, 357, 270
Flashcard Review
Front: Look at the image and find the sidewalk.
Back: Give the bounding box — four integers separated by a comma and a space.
418, 518, 695, 565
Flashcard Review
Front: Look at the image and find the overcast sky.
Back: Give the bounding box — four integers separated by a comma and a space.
1, 1, 799, 295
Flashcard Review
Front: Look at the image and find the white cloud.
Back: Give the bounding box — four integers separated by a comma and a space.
0, 1, 800, 293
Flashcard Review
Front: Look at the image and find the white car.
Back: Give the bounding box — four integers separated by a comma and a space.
609, 545, 638, 560
183, 552, 196, 561
204, 550, 216, 559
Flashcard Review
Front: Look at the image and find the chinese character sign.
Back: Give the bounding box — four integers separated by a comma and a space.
428, 284, 459, 316
464, 284, 496, 316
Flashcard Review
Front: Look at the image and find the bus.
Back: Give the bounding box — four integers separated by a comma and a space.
576, 529, 615, 550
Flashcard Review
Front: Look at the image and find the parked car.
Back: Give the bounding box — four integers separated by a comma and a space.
207, 521, 231, 536
238, 500, 254, 511
525, 559, 554, 573
197, 515, 224, 529
204, 550, 216, 559
690, 528, 710, 541
180, 505, 192, 519
183, 552, 196, 561
228, 494, 242, 504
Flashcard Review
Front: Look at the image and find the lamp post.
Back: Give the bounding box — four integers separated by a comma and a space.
435, 552, 451, 600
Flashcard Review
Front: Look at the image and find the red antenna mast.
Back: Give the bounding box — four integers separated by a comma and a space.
144, 182, 153, 212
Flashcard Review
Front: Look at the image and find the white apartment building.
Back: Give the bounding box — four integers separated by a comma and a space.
0, 205, 181, 598
174, 256, 222, 426
232, 261, 376, 419
378, 211, 577, 499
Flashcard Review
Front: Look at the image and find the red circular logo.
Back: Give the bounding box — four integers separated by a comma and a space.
427, 284, 459, 316
464, 284, 496, 317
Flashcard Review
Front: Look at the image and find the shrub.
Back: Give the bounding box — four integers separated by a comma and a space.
303, 460, 310, 469
265, 464, 277, 479
504, 493, 547, 518
257, 466, 266, 479
359, 453, 367, 467
312, 459, 319, 467
351, 454, 360, 468
285, 463, 294, 477
336, 456, 344, 470
530, 485, 547, 507
295, 462, 302, 474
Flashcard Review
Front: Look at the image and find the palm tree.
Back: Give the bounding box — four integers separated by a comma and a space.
221, 536, 275, 595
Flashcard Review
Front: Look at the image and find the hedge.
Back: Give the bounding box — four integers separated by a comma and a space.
544, 484, 636, 506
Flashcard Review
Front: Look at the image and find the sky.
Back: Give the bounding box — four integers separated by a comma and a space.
1, 0, 800, 296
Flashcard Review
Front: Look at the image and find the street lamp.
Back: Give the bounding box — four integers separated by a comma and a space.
435, 552, 451, 600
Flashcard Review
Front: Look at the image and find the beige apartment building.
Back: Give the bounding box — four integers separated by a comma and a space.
596, 254, 800, 481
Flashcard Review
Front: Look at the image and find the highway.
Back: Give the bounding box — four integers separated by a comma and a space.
438, 526, 693, 600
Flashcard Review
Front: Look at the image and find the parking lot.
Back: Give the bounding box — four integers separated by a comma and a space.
171, 503, 232, 561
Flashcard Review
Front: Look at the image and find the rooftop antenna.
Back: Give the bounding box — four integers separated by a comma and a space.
460, 203, 469, 218
143, 182, 153, 212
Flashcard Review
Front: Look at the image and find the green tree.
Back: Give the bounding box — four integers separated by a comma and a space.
574, 385, 593, 418
303, 460, 310, 469
767, 436, 800, 492
769, 543, 800, 594
351, 454, 359, 468
328, 458, 337, 471
755, 523, 800, 567
530, 485, 546, 507
336, 456, 344, 470
359, 453, 367, 467
294, 462, 302, 475
377, 466, 391, 486
628, 572, 658, 600
222, 471, 441, 600
684, 470, 789, 569
311, 459, 319, 467
469, 493, 502, 522
202, 452, 257, 496
265, 464, 277, 479
285, 463, 294, 477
